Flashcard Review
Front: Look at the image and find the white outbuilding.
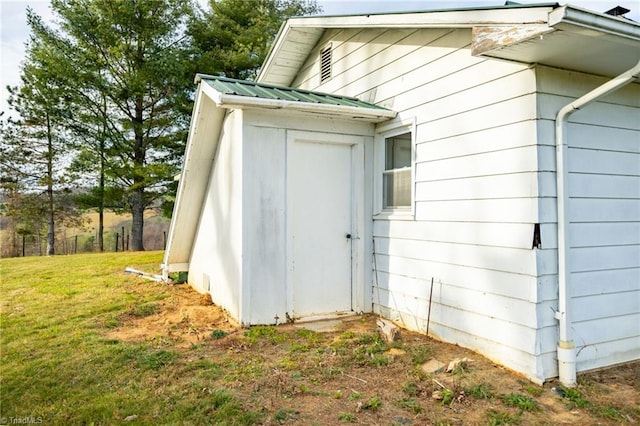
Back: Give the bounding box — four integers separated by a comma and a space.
163, 2, 640, 385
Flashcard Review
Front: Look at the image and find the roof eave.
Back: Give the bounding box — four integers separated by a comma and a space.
258, 5, 557, 85
549, 4, 640, 43
476, 5, 640, 78
200, 83, 395, 123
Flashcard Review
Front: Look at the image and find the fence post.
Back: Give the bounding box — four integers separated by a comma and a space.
115, 233, 119, 252
74, 235, 78, 254
163, 231, 166, 250
121, 226, 125, 252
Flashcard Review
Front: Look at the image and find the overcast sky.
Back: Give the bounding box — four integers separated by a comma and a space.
1, 0, 639, 116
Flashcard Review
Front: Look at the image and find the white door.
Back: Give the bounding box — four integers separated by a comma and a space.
287, 132, 362, 318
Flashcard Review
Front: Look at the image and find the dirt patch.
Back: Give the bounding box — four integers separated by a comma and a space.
105, 284, 640, 425
106, 285, 238, 347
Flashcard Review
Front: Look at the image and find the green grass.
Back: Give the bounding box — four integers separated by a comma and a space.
466, 382, 495, 399
2, 251, 637, 425
486, 409, 522, 425
501, 393, 540, 412
0, 251, 262, 425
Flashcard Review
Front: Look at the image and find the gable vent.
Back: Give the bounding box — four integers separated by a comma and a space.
320, 44, 332, 83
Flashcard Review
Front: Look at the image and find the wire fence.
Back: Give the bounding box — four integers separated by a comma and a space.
2, 227, 168, 257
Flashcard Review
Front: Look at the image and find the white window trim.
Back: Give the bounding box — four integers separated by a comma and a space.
374, 118, 416, 219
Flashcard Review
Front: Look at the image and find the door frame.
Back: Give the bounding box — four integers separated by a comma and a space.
285, 130, 366, 320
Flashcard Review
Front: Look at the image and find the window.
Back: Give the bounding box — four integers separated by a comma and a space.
383, 132, 412, 209
320, 44, 332, 83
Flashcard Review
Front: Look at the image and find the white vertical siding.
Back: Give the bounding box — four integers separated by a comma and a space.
536, 66, 640, 374
189, 110, 243, 320
242, 118, 288, 324
241, 109, 376, 324
294, 28, 550, 383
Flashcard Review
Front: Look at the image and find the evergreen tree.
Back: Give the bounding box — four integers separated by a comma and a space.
0, 29, 76, 256
29, 0, 193, 251
189, 0, 321, 79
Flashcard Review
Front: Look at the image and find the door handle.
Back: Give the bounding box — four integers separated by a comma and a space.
345, 233, 352, 239
345, 233, 360, 240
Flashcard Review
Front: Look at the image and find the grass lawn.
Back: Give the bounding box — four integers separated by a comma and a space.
1, 251, 258, 425
1, 251, 638, 425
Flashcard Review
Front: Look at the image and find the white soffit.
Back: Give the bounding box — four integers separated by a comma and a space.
475, 6, 640, 78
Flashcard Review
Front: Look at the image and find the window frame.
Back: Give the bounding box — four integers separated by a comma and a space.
374, 119, 416, 219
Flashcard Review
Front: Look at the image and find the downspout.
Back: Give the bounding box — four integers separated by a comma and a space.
555, 59, 640, 387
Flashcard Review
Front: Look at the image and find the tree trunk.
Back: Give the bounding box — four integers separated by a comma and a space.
98, 139, 105, 252
45, 112, 55, 256
131, 186, 145, 251
98, 94, 106, 252
130, 94, 145, 251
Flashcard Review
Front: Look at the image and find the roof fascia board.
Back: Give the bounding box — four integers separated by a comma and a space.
257, 22, 323, 83
285, 7, 554, 29
218, 93, 396, 122
549, 5, 640, 43
162, 83, 226, 269
472, 24, 554, 56
200, 83, 396, 122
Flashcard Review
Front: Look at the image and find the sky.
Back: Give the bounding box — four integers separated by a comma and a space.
1, 0, 639, 116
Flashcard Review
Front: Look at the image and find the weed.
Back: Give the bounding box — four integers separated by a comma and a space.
131, 302, 157, 317
348, 391, 363, 400
289, 342, 310, 352
277, 356, 299, 371
596, 406, 625, 421
208, 388, 261, 424
521, 384, 543, 396
486, 409, 522, 425
408, 344, 432, 365
138, 349, 178, 370
501, 393, 540, 412
274, 408, 298, 423
558, 386, 590, 409
211, 329, 228, 339
321, 366, 344, 380
295, 328, 323, 344
244, 325, 287, 344
395, 397, 423, 414
340, 331, 356, 340
354, 331, 382, 345
370, 354, 389, 367
402, 381, 420, 397
338, 412, 356, 422
362, 396, 382, 411
466, 382, 495, 399
441, 389, 455, 406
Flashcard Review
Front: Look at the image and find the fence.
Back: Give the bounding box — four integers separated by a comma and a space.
2, 227, 168, 257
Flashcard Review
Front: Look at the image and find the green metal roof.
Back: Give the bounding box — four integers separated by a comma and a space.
196, 74, 390, 111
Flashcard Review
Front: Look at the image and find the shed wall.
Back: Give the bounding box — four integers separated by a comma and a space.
242, 120, 287, 324
294, 28, 548, 382
535, 66, 640, 373
240, 109, 376, 324
189, 110, 243, 320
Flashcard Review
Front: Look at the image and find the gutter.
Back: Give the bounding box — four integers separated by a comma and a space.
554, 59, 640, 387
549, 5, 640, 44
